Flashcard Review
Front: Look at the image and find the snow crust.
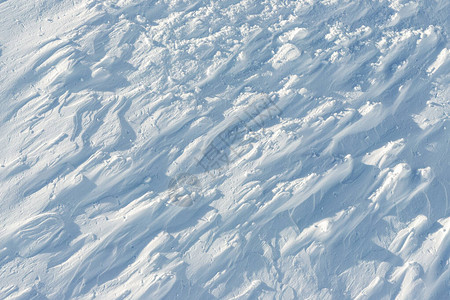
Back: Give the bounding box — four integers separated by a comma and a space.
0, 0, 449, 299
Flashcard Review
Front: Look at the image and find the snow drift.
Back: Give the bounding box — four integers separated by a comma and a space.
0, 0, 449, 299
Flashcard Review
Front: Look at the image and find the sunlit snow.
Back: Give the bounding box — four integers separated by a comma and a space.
0, 0, 449, 299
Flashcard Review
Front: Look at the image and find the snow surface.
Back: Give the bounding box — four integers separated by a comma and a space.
0, 0, 449, 299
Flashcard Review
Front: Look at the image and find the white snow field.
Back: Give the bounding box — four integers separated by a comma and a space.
0, 0, 449, 299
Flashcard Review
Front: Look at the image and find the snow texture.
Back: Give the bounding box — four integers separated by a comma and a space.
0, 0, 449, 299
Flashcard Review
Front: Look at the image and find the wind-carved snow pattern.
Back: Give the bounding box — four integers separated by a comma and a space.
0, 0, 449, 299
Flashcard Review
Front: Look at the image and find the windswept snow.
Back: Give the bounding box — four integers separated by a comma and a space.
0, 0, 449, 299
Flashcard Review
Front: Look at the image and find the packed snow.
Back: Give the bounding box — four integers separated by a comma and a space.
0, 0, 449, 299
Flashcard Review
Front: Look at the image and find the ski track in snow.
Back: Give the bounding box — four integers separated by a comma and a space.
0, 0, 449, 299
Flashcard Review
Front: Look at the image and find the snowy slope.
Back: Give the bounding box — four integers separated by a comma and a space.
0, 0, 449, 299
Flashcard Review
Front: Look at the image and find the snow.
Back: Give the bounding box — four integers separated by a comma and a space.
0, 0, 449, 299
